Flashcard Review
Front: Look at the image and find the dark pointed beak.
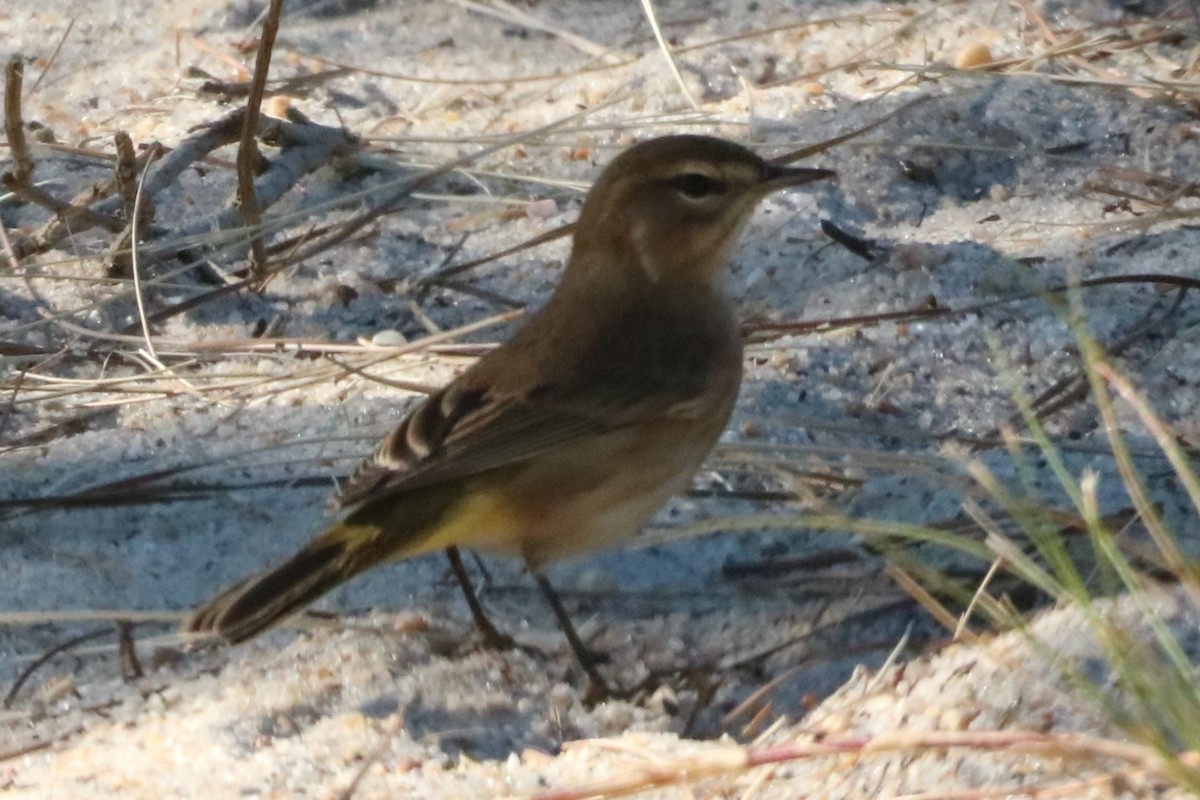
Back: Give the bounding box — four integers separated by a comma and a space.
760, 163, 836, 190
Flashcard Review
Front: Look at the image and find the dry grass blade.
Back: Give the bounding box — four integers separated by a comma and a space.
638, 0, 700, 110
770, 93, 935, 164
22, 18, 74, 98
280, 89, 632, 269
532, 730, 1183, 800
451, 0, 618, 63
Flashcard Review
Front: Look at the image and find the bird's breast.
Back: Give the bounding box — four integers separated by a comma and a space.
474, 410, 729, 566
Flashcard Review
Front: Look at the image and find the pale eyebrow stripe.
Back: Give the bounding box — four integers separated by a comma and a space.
664, 160, 723, 178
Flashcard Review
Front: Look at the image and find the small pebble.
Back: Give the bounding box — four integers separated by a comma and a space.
264, 95, 292, 118
525, 198, 559, 219
955, 42, 993, 69
371, 330, 407, 346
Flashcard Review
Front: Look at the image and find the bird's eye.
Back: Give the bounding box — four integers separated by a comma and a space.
668, 173, 728, 200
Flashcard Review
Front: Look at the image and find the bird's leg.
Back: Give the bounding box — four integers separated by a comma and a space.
531, 571, 616, 698
444, 546, 515, 650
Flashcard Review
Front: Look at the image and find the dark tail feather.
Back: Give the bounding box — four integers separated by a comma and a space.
185, 485, 463, 643
184, 538, 354, 643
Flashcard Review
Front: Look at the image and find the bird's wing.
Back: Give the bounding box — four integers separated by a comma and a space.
334, 373, 695, 509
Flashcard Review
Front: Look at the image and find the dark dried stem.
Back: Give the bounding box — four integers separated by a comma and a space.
3, 627, 111, 709
113, 131, 139, 222
237, 0, 285, 287
2, 55, 125, 250
4, 56, 33, 183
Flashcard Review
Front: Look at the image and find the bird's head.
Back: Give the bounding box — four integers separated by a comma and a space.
569, 135, 833, 288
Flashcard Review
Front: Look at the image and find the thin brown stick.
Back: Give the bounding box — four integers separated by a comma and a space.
237, 0, 284, 286
334, 711, 408, 800
22, 138, 161, 262
4, 56, 33, 183
281, 91, 629, 269
123, 112, 358, 276
0, 737, 55, 763
1, 55, 121, 231
113, 131, 139, 221
744, 273, 1200, 342
771, 93, 934, 165
116, 621, 144, 680
3, 627, 111, 709
12, 109, 352, 270
107, 131, 149, 278
0, 212, 19, 268
197, 67, 351, 100
412, 222, 574, 288
113, 215, 369, 337
24, 18, 74, 98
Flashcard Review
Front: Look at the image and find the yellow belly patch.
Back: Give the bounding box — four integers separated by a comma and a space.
419, 488, 525, 556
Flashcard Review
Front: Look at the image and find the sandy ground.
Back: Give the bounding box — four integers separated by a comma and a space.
2, 0, 1200, 797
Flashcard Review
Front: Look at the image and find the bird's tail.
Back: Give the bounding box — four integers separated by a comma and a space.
184, 524, 361, 643
184, 486, 461, 643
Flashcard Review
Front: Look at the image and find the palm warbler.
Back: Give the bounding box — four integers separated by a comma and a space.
186, 135, 832, 677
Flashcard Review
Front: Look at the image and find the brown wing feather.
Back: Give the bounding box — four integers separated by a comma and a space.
336, 280, 741, 510
337, 382, 485, 506
336, 380, 615, 508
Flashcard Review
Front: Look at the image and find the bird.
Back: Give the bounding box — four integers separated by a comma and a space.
184, 134, 832, 691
